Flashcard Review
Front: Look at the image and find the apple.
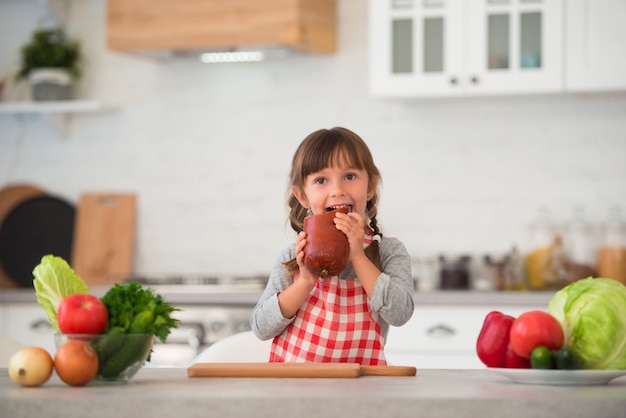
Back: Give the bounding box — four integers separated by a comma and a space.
57, 293, 108, 334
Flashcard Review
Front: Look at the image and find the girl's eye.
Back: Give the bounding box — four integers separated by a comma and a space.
314, 177, 326, 185
345, 173, 356, 181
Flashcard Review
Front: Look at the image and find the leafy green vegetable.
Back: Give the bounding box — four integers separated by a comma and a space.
548, 277, 626, 370
98, 282, 180, 373
100, 282, 180, 341
32, 255, 89, 333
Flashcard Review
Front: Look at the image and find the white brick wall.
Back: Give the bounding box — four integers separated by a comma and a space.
1, 1, 625, 277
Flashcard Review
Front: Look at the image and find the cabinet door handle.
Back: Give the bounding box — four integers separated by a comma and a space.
470, 76, 480, 84
449, 77, 458, 85
30, 319, 53, 330
426, 324, 456, 337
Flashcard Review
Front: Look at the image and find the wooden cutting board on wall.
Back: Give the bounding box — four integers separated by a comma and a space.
71, 193, 136, 286
0, 183, 46, 287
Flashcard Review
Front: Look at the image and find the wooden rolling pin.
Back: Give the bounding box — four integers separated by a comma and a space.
359, 365, 417, 376
187, 363, 416, 378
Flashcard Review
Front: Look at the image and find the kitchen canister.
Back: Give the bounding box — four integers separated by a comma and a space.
439, 255, 471, 290
597, 207, 626, 284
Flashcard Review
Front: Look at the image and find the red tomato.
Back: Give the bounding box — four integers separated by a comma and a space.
509, 310, 564, 359
57, 293, 108, 334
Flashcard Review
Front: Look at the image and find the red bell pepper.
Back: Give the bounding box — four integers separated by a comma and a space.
476, 311, 530, 368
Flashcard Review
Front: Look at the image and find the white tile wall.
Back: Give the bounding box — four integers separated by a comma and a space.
1, 1, 625, 277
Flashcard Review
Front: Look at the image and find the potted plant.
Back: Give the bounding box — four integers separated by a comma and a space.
16, 27, 82, 101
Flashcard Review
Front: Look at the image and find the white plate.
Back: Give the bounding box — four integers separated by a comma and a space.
490, 368, 626, 385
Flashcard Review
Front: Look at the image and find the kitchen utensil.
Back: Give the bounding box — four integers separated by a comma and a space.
187, 362, 416, 378
0, 183, 46, 287
358, 365, 417, 376
71, 193, 136, 286
0, 195, 75, 287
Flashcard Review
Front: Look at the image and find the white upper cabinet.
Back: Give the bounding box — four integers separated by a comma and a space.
369, 0, 563, 97
564, 0, 626, 92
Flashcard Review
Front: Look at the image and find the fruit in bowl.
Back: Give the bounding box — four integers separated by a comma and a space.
55, 333, 153, 384
31, 255, 180, 386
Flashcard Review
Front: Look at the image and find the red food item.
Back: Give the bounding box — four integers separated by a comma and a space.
57, 293, 108, 334
509, 310, 564, 359
303, 206, 350, 278
502, 344, 532, 368
476, 311, 530, 368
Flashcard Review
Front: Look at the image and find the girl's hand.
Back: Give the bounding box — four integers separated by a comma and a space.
294, 231, 318, 286
334, 211, 367, 262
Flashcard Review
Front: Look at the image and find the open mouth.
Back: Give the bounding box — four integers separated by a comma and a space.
326, 204, 352, 212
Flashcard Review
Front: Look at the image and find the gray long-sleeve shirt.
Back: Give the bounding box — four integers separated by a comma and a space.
251, 236, 415, 344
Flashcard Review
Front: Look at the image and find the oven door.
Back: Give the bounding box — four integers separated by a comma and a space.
146, 306, 254, 368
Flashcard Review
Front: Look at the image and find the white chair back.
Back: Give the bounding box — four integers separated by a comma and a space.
190, 331, 271, 364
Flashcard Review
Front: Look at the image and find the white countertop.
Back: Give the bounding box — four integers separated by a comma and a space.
1, 367, 624, 418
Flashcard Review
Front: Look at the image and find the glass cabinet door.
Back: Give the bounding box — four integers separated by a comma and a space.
369, 0, 465, 96
466, 0, 562, 93
369, 0, 563, 97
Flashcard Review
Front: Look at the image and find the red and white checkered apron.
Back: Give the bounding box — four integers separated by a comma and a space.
270, 233, 386, 365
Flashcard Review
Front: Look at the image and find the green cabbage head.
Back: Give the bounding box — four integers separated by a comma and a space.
548, 277, 626, 369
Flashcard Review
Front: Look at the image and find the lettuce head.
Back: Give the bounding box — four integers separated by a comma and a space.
548, 277, 626, 369
32, 255, 89, 333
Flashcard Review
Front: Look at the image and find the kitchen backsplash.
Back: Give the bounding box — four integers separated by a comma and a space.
1, 1, 625, 277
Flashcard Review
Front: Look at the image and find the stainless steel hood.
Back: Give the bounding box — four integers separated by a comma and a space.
107, 0, 337, 57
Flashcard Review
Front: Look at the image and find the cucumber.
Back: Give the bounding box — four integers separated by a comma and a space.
556, 348, 580, 369
93, 326, 126, 363
98, 334, 151, 378
129, 310, 154, 334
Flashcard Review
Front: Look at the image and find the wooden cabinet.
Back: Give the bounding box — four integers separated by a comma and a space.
107, 0, 336, 54
369, 0, 563, 98
385, 304, 542, 368
564, 0, 626, 92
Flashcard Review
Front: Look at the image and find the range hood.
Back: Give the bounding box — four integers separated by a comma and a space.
107, 0, 336, 58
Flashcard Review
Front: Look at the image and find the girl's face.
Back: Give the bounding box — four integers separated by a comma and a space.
294, 162, 373, 219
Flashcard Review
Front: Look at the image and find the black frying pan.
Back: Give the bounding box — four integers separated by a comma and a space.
0, 195, 75, 288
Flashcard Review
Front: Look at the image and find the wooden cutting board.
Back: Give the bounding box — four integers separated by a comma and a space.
0, 183, 46, 287
187, 363, 417, 378
71, 193, 136, 286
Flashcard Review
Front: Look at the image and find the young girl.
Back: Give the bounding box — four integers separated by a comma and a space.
251, 127, 414, 365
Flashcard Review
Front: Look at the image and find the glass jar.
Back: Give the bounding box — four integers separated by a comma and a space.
525, 207, 552, 289
562, 207, 597, 283
524, 207, 566, 290
597, 207, 626, 284
439, 255, 471, 290
484, 246, 526, 291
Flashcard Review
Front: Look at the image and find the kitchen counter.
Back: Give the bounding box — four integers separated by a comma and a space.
0, 288, 555, 307
1, 368, 624, 418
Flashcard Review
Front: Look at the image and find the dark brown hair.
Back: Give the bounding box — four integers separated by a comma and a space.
283, 127, 382, 276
